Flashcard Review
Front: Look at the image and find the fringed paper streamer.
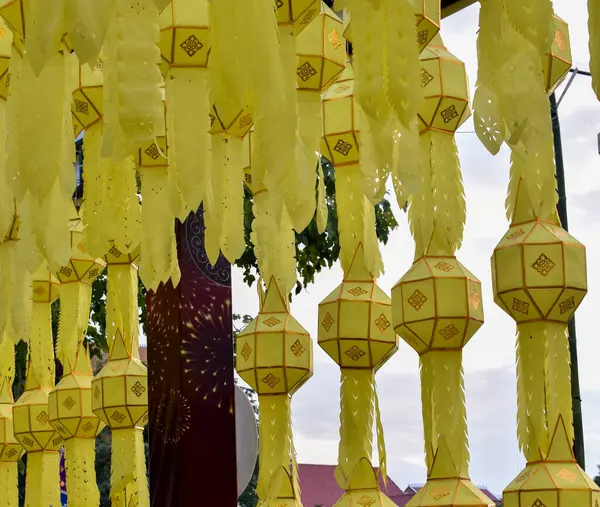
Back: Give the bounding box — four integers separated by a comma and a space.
23, 0, 66, 75
139, 166, 178, 291
102, 0, 164, 159
165, 67, 211, 213
590, 0, 600, 100
110, 428, 150, 507
419, 352, 435, 471
65, 0, 115, 65
30, 302, 55, 389
25, 451, 61, 507
64, 438, 100, 507
359, 114, 395, 206
4, 46, 23, 202
220, 137, 246, 263
408, 134, 433, 260
337, 370, 374, 486
504, 0, 554, 55
0, 243, 33, 342
316, 165, 328, 234
516, 323, 549, 461
383, 0, 421, 129
257, 394, 291, 503
57, 283, 92, 374
335, 164, 383, 279
544, 322, 574, 449
107, 264, 139, 356
0, 329, 15, 398
373, 381, 387, 486
391, 120, 420, 210
0, 100, 13, 241
204, 134, 228, 267
0, 462, 18, 507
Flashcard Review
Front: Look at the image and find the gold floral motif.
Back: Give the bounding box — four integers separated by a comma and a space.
111, 411, 126, 424
239, 114, 253, 129
328, 29, 342, 49
63, 397, 76, 411
345, 345, 365, 361
6, 448, 17, 459
241, 342, 252, 361
180, 34, 203, 57
421, 68, 434, 87
22, 437, 34, 447
417, 30, 429, 45
374, 313, 391, 333
555, 29, 566, 51
559, 296, 575, 314
532, 500, 546, 507
261, 373, 280, 389
430, 487, 450, 501
291, 340, 306, 357
512, 298, 530, 315
347, 286, 368, 297
357, 496, 375, 507
108, 246, 122, 257
322, 312, 334, 332
275, 0, 284, 8
532, 253, 555, 277
33, 286, 46, 295
408, 290, 428, 311
145, 143, 161, 160
263, 317, 281, 328
82, 422, 94, 433
75, 99, 89, 115
36, 411, 49, 425
439, 324, 459, 340
333, 139, 353, 156
470, 291, 481, 310
88, 268, 99, 280
440, 105, 459, 124
297, 61, 317, 82
60, 266, 73, 277
244, 173, 252, 184
52, 436, 63, 447
506, 228, 525, 241
131, 381, 147, 398
299, 8, 317, 25
433, 261, 453, 272
94, 386, 100, 400
556, 468, 577, 483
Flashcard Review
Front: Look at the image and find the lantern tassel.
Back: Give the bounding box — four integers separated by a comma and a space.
166, 68, 211, 214
516, 323, 549, 461
590, 0, 600, 100
64, 438, 100, 507
30, 303, 55, 389
65, 0, 115, 65
220, 136, 246, 263
110, 428, 150, 507
408, 136, 434, 259
25, 451, 61, 507
204, 134, 227, 267
419, 352, 436, 471
57, 283, 92, 375
0, 462, 18, 507
392, 120, 420, 210
0, 99, 13, 241
108, 264, 139, 357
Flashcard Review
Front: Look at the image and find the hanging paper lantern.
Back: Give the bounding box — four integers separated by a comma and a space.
415, 0, 441, 53
71, 56, 104, 139
418, 37, 471, 134
392, 256, 484, 354
542, 15, 572, 95
276, 0, 320, 35
342, 10, 352, 44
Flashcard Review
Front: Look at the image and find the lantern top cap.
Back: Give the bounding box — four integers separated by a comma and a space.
344, 243, 374, 282
261, 277, 288, 313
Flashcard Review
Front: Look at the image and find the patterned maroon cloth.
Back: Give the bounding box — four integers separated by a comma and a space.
147, 208, 237, 507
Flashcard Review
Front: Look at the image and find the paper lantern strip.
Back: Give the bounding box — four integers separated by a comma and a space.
296, 3, 345, 92
13, 388, 64, 453
391, 256, 484, 354
71, 58, 104, 137
419, 42, 471, 134
49, 370, 104, 440
542, 15, 572, 95
318, 248, 398, 371
236, 281, 313, 396
276, 0, 320, 34
491, 220, 586, 325
503, 418, 600, 507
321, 64, 359, 167
32, 273, 60, 304
0, 404, 22, 462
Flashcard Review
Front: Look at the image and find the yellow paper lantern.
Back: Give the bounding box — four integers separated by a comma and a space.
318, 246, 397, 370
276, 0, 320, 35
71, 57, 104, 138
391, 256, 484, 354
0, 0, 24, 41
0, 393, 22, 464
236, 279, 313, 396
542, 15, 572, 95
415, 0, 441, 53
342, 10, 352, 44
419, 38, 471, 134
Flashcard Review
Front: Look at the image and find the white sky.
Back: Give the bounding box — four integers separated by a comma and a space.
231, 1, 600, 496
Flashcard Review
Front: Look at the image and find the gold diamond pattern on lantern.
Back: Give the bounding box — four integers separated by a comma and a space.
159, 1, 210, 70
491, 219, 586, 324
210, 104, 254, 140
48, 343, 105, 440
236, 278, 313, 396
391, 256, 484, 354
503, 418, 600, 507
91, 328, 148, 430
276, 0, 320, 35
295, 3, 345, 92
321, 63, 359, 166
318, 245, 398, 370
418, 39, 470, 134
104, 244, 141, 266
542, 15, 572, 95
415, 0, 441, 53
31, 271, 60, 305
71, 56, 103, 137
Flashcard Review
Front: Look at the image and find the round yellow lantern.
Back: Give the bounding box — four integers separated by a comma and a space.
418, 36, 471, 134
318, 246, 397, 370
392, 256, 484, 354
542, 15, 572, 95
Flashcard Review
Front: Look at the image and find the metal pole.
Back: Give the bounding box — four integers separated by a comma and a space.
550, 92, 585, 469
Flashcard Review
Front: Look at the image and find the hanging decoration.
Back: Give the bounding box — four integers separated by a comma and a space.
236, 279, 313, 507
318, 245, 398, 506
542, 15, 572, 94
591, 0, 599, 100
91, 248, 150, 507
12, 264, 63, 507
48, 209, 106, 507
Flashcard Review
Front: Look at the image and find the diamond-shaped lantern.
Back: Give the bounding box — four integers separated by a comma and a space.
318, 245, 397, 370
159, 0, 210, 71
236, 278, 313, 396
416, 0, 441, 53
91, 329, 149, 430
391, 256, 484, 354
276, 0, 320, 35
49, 343, 105, 440
491, 218, 586, 325
31, 268, 60, 305
0, 380, 23, 463
542, 15, 572, 95
419, 38, 470, 134
56, 209, 106, 285
71, 56, 104, 138
321, 63, 359, 166
296, 3, 345, 92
